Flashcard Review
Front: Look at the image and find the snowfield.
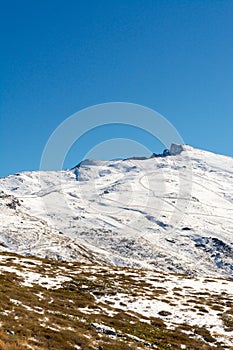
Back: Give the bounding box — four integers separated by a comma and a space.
1, 144, 233, 278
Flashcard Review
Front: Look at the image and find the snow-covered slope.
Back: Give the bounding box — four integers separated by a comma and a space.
1, 144, 233, 278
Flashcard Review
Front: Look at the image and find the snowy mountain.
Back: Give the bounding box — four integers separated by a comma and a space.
1, 144, 233, 279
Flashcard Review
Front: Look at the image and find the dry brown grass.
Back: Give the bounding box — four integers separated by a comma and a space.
0, 252, 232, 349
0, 331, 22, 350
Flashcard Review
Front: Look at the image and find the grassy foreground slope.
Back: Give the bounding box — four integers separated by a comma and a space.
0, 252, 233, 350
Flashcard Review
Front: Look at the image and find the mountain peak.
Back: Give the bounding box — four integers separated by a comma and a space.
169, 143, 184, 155
0, 145, 233, 279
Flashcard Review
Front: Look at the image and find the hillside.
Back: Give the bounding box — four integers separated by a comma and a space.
0, 252, 233, 349
1, 144, 233, 349
0, 144, 233, 278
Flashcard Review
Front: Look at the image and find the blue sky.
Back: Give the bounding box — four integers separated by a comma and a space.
1, 0, 233, 177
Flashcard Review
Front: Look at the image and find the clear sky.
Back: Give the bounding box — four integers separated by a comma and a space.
1, 0, 233, 177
